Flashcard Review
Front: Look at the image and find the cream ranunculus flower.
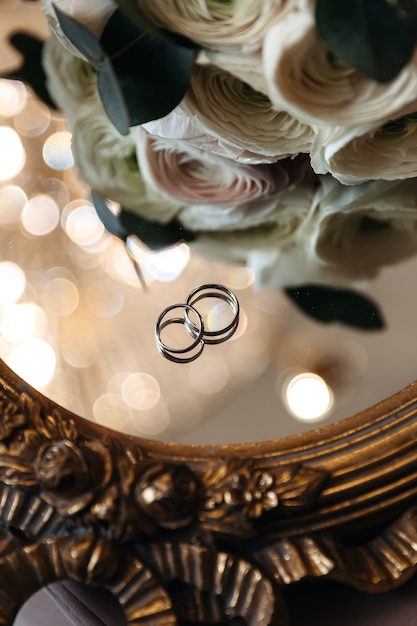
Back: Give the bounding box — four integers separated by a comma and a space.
42, 33, 98, 124
136, 127, 295, 208
263, 9, 417, 128
178, 155, 315, 231
136, 0, 295, 52
196, 49, 267, 95
71, 115, 180, 221
181, 64, 315, 161
41, 0, 117, 58
311, 113, 417, 184
190, 183, 323, 288
302, 176, 417, 280
43, 33, 180, 221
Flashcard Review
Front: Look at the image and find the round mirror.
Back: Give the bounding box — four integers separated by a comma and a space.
3, 4, 417, 626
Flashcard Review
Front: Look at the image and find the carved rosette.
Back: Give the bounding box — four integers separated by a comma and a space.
2, 362, 417, 624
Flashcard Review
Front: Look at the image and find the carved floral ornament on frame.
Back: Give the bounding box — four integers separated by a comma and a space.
3, 1, 417, 625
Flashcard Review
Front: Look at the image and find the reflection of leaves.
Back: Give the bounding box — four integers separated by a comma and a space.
285, 285, 385, 330
2, 34, 57, 109
91, 192, 195, 250
316, 0, 417, 82
113, 0, 189, 44
120, 210, 196, 251
100, 9, 197, 128
53, 5, 130, 135
54, 6, 196, 133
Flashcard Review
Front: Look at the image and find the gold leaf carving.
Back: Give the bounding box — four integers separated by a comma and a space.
199, 459, 328, 538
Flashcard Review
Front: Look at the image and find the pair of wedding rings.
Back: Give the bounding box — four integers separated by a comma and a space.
155, 284, 240, 363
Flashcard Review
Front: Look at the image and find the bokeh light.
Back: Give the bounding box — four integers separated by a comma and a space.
0, 262, 25, 305
146, 243, 190, 282
0, 303, 48, 342
42, 131, 74, 170
121, 372, 161, 410
93, 393, 131, 430
284, 372, 333, 422
43, 277, 79, 316
0, 185, 27, 226
21, 194, 60, 236
0, 127, 26, 181
64, 203, 105, 247
14, 99, 51, 137
0, 80, 27, 117
7, 339, 56, 388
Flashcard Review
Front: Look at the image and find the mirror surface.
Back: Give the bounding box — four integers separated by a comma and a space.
1, 1, 416, 445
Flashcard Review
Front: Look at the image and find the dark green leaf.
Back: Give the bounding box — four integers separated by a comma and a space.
120, 209, 196, 250
100, 9, 197, 126
96, 57, 130, 136
113, 0, 192, 46
91, 192, 195, 250
284, 285, 385, 330
52, 4, 105, 69
315, 0, 417, 82
91, 192, 129, 240
2, 34, 57, 109
53, 6, 130, 134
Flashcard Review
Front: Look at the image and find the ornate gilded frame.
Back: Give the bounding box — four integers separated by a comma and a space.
1, 359, 417, 625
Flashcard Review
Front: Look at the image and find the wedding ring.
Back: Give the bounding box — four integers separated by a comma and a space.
185, 283, 240, 345
155, 304, 205, 363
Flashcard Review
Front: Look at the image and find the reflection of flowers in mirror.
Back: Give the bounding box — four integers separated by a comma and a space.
37, 0, 417, 290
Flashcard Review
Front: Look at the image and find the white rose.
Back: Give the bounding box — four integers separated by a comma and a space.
42, 34, 98, 124
42, 0, 117, 58
302, 176, 417, 280
263, 9, 417, 128
181, 64, 315, 161
136, 0, 294, 52
311, 113, 417, 184
136, 127, 292, 208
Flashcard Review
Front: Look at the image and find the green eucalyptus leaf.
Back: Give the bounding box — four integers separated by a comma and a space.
315, 0, 417, 82
3, 34, 58, 109
113, 0, 184, 45
285, 285, 384, 330
52, 4, 105, 69
120, 209, 196, 250
91, 192, 128, 240
53, 5, 130, 134
91, 192, 195, 250
100, 9, 197, 126
96, 56, 130, 136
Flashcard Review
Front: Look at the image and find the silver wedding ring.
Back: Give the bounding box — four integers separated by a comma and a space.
155, 284, 240, 363
185, 284, 240, 345
155, 304, 205, 364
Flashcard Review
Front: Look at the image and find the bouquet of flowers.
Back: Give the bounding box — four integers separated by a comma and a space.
33, 0, 417, 292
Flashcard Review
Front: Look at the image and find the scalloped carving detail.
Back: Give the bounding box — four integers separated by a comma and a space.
0, 534, 175, 626
249, 507, 417, 593
136, 541, 288, 626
